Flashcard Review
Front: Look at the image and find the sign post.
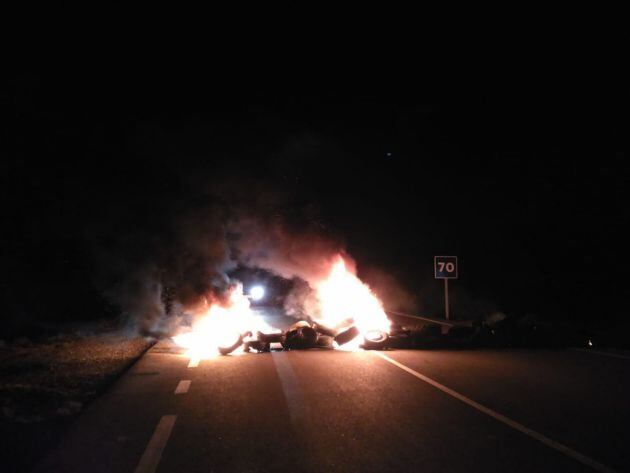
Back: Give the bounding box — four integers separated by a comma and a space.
434, 256, 458, 320
444, 278, 450, 320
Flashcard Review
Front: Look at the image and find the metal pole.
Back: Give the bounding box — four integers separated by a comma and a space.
444, 279, 450, 320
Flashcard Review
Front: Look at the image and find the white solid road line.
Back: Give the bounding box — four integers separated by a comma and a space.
575, 348, 630, 361
271, 352, 309, 428
188, 357, 200, 368
134, 414, 177, 473
374, 352, 617, 473
175, 380, 191, 394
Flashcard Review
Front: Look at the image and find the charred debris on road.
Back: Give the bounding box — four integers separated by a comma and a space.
214, 315, 604, 356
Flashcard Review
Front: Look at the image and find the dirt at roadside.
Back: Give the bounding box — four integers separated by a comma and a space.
0, 331, 154, 473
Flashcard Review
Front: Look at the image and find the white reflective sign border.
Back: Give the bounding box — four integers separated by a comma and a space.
434, 256, 458, 279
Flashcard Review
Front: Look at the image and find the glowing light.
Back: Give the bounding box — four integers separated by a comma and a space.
173, 283, 279, 359
173, 256, 391, 356
316, 257, 391, 349
250, 286, 265, 301
333, 337, 363, 351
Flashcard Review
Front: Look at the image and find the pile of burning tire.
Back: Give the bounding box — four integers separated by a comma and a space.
215, 319, 578, 355
217, 321, 390, 355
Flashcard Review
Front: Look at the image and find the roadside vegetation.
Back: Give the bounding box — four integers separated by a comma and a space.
0, 326, 153, 472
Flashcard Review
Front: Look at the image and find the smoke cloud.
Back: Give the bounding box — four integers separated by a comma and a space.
90, 180, 419, 336
87, 132, 415, 336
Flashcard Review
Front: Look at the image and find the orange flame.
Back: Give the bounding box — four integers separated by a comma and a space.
173, 256, 391, 356
317, 257, 391, 349
173, 283, 278, 359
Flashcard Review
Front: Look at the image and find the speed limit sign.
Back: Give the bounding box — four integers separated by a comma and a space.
434, 256, 458, 279
435, 256, 457, 320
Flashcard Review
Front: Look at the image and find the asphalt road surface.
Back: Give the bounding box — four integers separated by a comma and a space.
35, 344, 630, 473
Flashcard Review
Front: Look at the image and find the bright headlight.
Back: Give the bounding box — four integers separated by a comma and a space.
250, 286, 265, 301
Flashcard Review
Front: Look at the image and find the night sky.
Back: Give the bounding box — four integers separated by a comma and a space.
2, 74, 629, 337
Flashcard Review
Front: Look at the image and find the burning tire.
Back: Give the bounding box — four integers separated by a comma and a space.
282, 324, 319, 350
257, 332, 283, 344
246, 331, 282, 353
333, 326, 360, 346
244, 340, 270, 353
218, 334, 244, 355
362, 330, 389, 350
315, 335, 334, 348
313, 323, 337, 338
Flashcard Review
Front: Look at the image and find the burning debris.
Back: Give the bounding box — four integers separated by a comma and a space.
315, 258, 391, 340
86, 168, 416, 352
172, 255, 393, 357
172, 283, 280, 359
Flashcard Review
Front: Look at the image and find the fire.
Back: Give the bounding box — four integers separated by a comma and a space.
316, 257, 391, 347
173, 256, 391, 356
173, 283, 278, 359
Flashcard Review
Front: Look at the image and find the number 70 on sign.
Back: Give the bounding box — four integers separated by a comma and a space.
434, 256, 458, 279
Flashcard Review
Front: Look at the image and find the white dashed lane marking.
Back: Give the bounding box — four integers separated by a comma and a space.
175, 380, 191, 394
134, 414, 177, 473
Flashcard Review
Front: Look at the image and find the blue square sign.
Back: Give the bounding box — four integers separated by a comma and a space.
435, 256, 458, 279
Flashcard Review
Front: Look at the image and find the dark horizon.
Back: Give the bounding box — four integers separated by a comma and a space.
3, 78, 629, 337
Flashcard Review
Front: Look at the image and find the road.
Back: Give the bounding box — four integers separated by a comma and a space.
35, 344, 630, 472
